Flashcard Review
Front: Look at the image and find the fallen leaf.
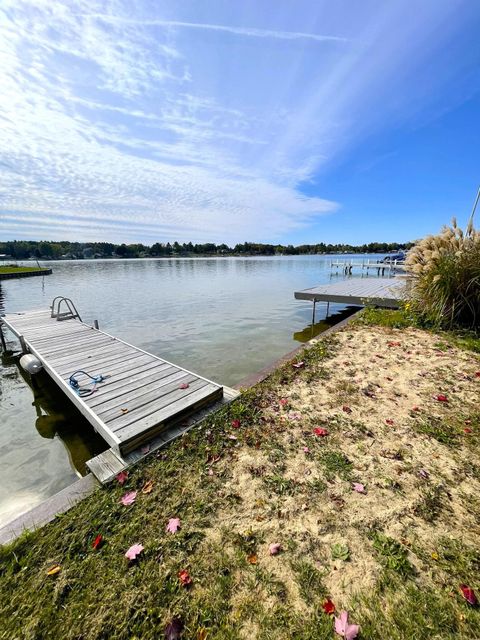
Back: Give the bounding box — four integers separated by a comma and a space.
269, 543, 282, 556
288, 411, 302, 421
141, 480, 154, 494
115, 470, 128, 484
179, 383, 190, 389
475, 372, 480, 378
431, 552, 439, 560
46, 564, 61, 576
247, 553, 258, 564
419, 469, 430, 479
121, 490, 137, 506
196, 628, 208, 640
292, 361, 305, 369
434, 394, 448, 402
231, 419, 241, 428
464, 428, 473, 434
385, 419, 394, 425
303, 446, 310, 454
352, 483, 366, 494
92, 534, 103, 550
342, 406, 352, 414
460, 584, 478, 606
125, 543, 144, 560
334, 610, 360, 639
164, 618, 184, 640
166, 517, 181, 534
313, 427, 328, 437
228, 434, 238, 440
279, 398, 289, 406
411, 406, 421, 412
120, 407, 129, 414
322, 598, 336, 615
387, 341, 401, 347
178, 569, 192, 586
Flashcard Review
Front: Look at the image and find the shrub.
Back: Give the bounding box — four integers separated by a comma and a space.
405, 217, 480, 328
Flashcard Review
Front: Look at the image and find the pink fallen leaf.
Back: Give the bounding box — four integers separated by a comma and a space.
313, 427, 328, 437
292, 361, 305, 369
121, 490, 137, 506
269, 543, 282, 556
352, 483, 366, 494
231, 419, 241, 428
166, 518, 181, 534
334, 610, 360, 639
418, 469, 429, 479
116, 470, 128, 484
303, 446, 310, 454
228, 435, 238, 440
434, 394, 448, 402
125, 543, 144, 560
164, 618, 184, 640
179, 383, 190, 389
288, 411, 302, 421
464, 428, 473, 434
279, 398, 289, 406
385, 419, 394, 425
460, 584, 478, 606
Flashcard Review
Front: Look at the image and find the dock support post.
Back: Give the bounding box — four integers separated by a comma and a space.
0, 324, 6, 352
312, 300, 317, 325
19, 335, 28, 354
93, 320, 99, 330
326, 302, 330, 317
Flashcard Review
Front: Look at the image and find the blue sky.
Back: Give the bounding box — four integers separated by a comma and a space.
0, 0, 479, 245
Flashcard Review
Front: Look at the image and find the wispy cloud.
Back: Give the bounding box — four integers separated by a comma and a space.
0, 0, 475, 243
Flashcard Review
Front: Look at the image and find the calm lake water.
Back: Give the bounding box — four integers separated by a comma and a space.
0, 254, 381, 526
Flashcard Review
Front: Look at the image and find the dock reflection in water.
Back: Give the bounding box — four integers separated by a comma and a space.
293, 306, 360, 343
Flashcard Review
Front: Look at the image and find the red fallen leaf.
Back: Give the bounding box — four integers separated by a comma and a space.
179, 383, 189, 389
434, 394, 448, 402
279, 398, 289, 406
411, 406, 420, 412
342, 405, 352, 414
322, 598, 336, 615
231, 419, 241, 428
164, 618, 184, 640
387, 341, 401, 347
178, 569, 192, 587
116, 470, 128, 484
385, 419, 394, 425
313, 427, 329, 437
475, 372, 480, 378
292, 361, 305, 369
464, 428, 473, 434
460, 584, 478, 605
92, 534, 103, 550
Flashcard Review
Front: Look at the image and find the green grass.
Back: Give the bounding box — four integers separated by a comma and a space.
0, 265, 46, 274
370, 532, 414, 578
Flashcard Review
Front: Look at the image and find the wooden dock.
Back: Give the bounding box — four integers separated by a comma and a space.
1, 301, 237, 472
294, 277, 405, 308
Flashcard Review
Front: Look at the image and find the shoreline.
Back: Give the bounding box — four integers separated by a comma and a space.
0, 267, 52, 280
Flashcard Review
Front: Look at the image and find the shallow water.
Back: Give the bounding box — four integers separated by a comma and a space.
0, 254, 382, 526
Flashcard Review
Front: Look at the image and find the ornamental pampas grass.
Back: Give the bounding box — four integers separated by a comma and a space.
405, 196, 480, 328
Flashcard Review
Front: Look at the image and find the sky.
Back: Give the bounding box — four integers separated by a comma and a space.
0, 0, 479, 246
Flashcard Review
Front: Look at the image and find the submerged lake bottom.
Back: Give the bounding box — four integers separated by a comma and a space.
0, 255, 385, 527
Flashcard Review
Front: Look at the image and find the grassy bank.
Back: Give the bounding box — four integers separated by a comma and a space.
0, 265, 45, 274
1, 310, 479, 639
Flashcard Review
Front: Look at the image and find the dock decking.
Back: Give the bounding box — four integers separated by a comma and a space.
1, 308, 229, 456
294, 277, 405, 308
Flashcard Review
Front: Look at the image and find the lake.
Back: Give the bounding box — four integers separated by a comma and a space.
0, 254, 380, 526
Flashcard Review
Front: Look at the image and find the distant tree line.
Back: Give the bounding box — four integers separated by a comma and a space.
0, 239, 414, 260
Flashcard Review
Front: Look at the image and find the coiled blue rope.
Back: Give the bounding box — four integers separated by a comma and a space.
68, 370, 105, 397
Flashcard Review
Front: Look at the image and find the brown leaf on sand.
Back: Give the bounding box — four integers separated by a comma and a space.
247, 553, 258, 564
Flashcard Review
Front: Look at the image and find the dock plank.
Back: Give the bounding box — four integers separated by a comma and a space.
294, 277, 405, 308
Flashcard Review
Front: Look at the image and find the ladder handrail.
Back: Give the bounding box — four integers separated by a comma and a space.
50, 297, 82, 322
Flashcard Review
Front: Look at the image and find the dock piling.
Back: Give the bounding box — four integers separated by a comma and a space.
0, 324, 6, 351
